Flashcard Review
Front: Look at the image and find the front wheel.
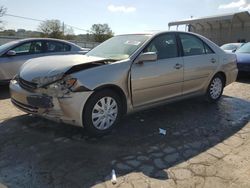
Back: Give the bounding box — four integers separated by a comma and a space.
206, 74, 224, 102
83, 89, 122, 136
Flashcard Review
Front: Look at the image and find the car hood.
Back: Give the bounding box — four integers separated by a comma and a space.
236, 53, 250, 64
20, 54, 108, 85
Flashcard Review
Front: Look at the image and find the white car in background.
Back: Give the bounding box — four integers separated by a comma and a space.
220, 43, 244, 53
0, 38, 89, 84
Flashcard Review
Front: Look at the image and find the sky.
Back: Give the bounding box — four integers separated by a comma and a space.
1, 0, 250, 35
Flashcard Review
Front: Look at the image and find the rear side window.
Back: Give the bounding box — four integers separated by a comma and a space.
204, 43, 214, 54
144, 33, 178, 60
179, 34, 213, 56
44, 41, 71, 53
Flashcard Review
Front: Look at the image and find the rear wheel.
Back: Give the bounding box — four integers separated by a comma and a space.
206, 74, 224, 102
83, 89, 122, 136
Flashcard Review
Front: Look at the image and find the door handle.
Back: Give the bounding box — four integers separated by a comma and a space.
211, 58, 216, 63
174, 63, 183, 69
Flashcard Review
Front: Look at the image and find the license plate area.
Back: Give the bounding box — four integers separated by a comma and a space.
27, 95, 53, 108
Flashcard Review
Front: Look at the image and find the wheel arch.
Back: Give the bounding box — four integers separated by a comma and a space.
85, 84, 128, 115
214, 71, 226, 86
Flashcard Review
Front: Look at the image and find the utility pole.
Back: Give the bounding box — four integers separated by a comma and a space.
62, 22, 65, 36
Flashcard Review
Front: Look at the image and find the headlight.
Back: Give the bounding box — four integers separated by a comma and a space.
46, 76, 77, 90
62, 77, 77, 89
11, 74, 19, 84
36, 76, 77, 97
47, 82, 61, 89
33, 73, 63, 87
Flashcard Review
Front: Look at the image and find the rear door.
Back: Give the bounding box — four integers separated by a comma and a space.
178, 33, 219, 95
131, 33, 184, 107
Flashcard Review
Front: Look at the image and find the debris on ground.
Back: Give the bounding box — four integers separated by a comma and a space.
111, 169, 117, 184
159, 128, 167, 135
140, 119, 145, 122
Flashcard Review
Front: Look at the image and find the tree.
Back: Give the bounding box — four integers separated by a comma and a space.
90, 24, 114, 43
38, 20, 63, 38
0, 6, 7, 30
38, 20, 75, 39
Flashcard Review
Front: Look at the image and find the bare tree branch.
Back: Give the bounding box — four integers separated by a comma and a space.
0, 6, 7, 30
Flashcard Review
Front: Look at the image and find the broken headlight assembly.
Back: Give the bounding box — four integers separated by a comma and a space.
37, 76, 77, 97
47, 76, 77, 91
11, 74, 19, 84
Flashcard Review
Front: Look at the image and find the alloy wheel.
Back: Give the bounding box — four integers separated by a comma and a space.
91, 96, 118, 130
209, 77, 223, 99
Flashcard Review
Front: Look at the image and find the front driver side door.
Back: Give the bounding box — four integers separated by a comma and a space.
131, 33, 184, 107
0, 41, 44, 80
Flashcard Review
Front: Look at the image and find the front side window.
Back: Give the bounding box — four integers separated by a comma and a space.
144, 34, 178, 60
204, 43, 214, 54
0, 41, 19, 54
12, 42, 31, 55
179, 34, 208, 56
11, 41, 42, 55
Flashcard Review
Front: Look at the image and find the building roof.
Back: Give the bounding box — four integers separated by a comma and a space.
168, 11, 250, 27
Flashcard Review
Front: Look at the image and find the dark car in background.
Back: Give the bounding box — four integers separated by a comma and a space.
0, 38, 90, 84
235, 42, 250, 74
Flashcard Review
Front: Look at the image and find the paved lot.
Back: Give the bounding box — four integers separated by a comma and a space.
0, 77, 250, 188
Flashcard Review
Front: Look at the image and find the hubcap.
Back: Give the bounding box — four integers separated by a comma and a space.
210, 77, 223, 99
92, 97, 118, 130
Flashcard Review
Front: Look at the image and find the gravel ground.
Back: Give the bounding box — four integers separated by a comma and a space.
0, 77, 250, 188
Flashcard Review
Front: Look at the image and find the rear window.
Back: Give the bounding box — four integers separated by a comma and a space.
179, 33, 214, 56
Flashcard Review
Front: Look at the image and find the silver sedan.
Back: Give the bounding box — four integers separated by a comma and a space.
0, 38, 89, 84
10, 31, 238, 135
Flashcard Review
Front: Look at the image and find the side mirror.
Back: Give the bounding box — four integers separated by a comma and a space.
232, 49, 237, 53
6, 50, 16, 56
136, 52, 157, 64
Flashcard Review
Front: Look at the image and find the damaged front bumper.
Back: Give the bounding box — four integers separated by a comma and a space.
10, 79, 93, 127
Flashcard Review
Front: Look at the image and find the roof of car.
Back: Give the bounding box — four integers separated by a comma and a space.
117, 30, 195, 36
14, 38, 80, 46
222, 43, 243, 46
18, 37, 63, 42
116, 31, 207, 39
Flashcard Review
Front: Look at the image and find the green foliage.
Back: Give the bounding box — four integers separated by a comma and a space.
90, 24, 114, 43
38, 20, 76, 39
38, 20, 64, 39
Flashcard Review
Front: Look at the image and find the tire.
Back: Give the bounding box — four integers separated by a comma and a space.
83, 89, 122, 136
206, 74, 225, 102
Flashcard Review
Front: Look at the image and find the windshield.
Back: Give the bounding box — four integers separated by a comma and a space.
221, 44, 241, 51
0, 41, 19, 53
236, 43, 250, 53
86, 34, 151, 60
